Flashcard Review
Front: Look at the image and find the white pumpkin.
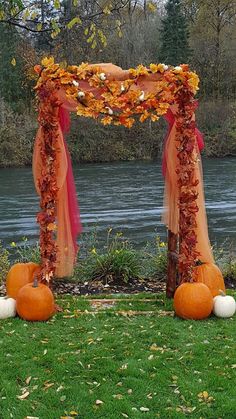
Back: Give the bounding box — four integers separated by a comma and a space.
0, 297, 16, 319
213, 292, 236, 318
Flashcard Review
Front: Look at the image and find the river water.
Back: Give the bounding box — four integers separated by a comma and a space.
0, 159, 235, 249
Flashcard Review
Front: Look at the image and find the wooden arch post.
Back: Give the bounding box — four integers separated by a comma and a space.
166, 230, 178, 298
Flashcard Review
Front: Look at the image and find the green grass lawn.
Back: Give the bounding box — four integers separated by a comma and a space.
0, 293, 236, 419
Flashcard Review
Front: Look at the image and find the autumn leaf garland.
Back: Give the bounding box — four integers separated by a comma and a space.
37, 81, 60, 283
175, 89, 200, 283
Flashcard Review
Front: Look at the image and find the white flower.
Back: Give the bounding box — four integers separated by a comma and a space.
121, 83, 126, 92
72, 80, 79, 87
174, 66, 183, 72
99, 72, 106, 81
106, 107, 113, 115
78, 91, 85, 99
163, 64, 169, 70
139, 91, 145, 101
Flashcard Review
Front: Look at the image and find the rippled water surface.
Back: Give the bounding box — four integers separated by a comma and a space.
0, 159, 235, 248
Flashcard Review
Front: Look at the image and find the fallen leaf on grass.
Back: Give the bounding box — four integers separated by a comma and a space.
198, 391, 214, 403
90, 300, 116, 310
60, 395, 67, 402
95, 399, 104, 405
17, 391, 30, 400
113, 394, 123, 399
119, 363, 128, 370
157, 310, 174, 317
150, 344, 164, 352
43, 381, 55, 390
55, 304, 63, 312
176, 406, 196, 413
140, 407, 149, 412
25, 376, 32, 385
198, 391, 209, 399
60, 412, 79, 418
6, 330, 15, 335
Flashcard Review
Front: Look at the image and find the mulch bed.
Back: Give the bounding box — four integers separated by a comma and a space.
51, 276, 235, 296
51, 277, 166, 296
0, 277, 234, 298
0, 278, 166, 297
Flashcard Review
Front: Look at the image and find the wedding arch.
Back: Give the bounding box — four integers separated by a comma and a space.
33, 57, 214, 297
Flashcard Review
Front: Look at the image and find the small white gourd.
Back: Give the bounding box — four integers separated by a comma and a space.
213, 290, 236, 318
0, 297, 16, 319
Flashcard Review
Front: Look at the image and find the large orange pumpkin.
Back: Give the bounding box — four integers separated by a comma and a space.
16, 279, 55, 322
174, 282, 213, 320
194, 263, 225, 297
6, 262, 41, 299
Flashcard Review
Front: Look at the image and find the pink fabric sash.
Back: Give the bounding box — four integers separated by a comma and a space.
59, 107, 82, 257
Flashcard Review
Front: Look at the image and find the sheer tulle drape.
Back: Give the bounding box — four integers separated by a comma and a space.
33, 121, 82, 278
162, 108, 214, 263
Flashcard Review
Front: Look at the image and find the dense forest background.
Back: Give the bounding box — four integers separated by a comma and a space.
0, 0, 236, 167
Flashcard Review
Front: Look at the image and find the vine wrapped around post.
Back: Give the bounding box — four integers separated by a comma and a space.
175, 91, 200, 283
36, 81, 60, 283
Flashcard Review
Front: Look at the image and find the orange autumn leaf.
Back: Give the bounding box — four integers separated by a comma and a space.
101, 116, 113, 125
41, 56, 55, 67
47, 223, 57, 231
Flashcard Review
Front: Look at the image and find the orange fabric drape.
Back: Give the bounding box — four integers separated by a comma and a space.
162, 109, 214, 263
33, 125, 78, 277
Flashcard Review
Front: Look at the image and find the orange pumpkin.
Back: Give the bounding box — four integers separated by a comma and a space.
174, 282, 213, 320
194, 263, 225, 297
6, 262, 41, 299
16, 279, 55, 322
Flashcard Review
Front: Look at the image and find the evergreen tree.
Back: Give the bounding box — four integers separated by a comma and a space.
159, 0, 191, 66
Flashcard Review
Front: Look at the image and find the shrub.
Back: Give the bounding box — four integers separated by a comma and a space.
82, 248, 140, 283
11, 237, 41, 264
213, 239, 236, 283
223, 259, 236, 282
74, 230, 141, 283
141, 236, 168, 280
0, 241, 10, 285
